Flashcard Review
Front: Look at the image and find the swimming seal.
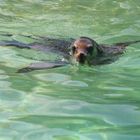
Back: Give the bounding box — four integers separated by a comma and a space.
0, 34, 140, 72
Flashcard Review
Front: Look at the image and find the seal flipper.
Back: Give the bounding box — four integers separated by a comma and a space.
0, 40, 31, 49
17, 61, 69, 73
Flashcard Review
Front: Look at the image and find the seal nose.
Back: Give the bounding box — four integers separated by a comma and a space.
77, 53, 86, 64
79, 53, 85, 58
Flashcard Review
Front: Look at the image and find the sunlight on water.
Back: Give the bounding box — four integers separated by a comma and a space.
34, 73, 88, 87
0, 0, 140, 140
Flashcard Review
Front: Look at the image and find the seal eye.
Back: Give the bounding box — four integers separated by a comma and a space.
86, 47, 93, 55
72, 46, 76, 54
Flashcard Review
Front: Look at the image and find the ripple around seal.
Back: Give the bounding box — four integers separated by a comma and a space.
62, 80, 88, 87
119, 2, 131, 9
34, 73, 71, 83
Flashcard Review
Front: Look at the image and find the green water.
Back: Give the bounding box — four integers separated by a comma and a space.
0, 0, 140, 140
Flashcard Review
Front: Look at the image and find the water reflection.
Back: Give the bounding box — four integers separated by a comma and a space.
34, 73, 88, 87
34, 73, 71, 83
7, 94, 140, 139
21, 128, 88, 140
0, 0, 140, 139
0, 89, 25, 101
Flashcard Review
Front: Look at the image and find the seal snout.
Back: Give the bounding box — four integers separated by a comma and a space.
77, 53, 86, 64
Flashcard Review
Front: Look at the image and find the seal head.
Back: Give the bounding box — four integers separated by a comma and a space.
70, 37, 100, 65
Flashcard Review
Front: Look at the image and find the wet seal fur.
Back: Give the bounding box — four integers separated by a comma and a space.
0, 33, 140, 73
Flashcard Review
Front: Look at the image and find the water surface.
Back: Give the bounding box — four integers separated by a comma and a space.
0, 0, 140, 140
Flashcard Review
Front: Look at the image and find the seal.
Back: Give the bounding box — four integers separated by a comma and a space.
0, 34, 140, 72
